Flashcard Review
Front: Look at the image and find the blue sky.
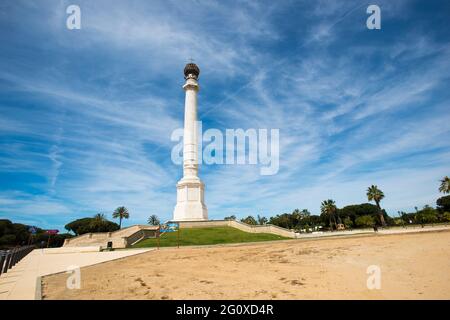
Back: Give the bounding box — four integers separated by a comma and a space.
1, 0, 449, 232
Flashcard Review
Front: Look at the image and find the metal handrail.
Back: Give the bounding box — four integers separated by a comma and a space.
0, 245, 35, 276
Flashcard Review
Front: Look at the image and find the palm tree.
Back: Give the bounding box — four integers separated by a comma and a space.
367, 185, 386, 226
257, 215, 268, 225
91, 213, 107, 229
321, 199, 337, 230
300, 209, 311, 218
93, 213, 106, 222
241, 215, 257, 225
148, 214, 160, 226
112, 206, 129, 229
439, 176, 450, 194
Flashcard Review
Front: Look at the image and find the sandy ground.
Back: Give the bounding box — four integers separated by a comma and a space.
42, 230, 450, 299
0, 248, 152, 300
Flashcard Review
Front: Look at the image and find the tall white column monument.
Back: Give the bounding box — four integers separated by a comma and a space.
173, 63, 208, 221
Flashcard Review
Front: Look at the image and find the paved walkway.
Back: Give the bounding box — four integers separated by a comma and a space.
296, 224, 450, 239
0, 248, 153, 300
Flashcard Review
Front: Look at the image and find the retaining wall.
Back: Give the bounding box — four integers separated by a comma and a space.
177, 220, 298, 238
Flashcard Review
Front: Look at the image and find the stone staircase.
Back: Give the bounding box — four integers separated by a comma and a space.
63, 225, 159, 249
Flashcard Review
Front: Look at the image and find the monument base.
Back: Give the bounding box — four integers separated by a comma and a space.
173, 177, 208, 221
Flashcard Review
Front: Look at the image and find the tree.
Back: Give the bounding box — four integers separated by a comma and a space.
366, 185, 386, 226
65, 218, 92, 235
300, 209, 311, 217
33, 233, 73, 248
12, 223, 29, 244
90, 213, 112, 231
148, 214, 160, 226
0, 219, 73, 248
65, 217, 119, 235
437, 195, 450, 213
241, 216, 257, 225
92, 213, 106, 226
355, 215, 375, 228
343, 217, 353, 229
94, 213, 106, 221
112, 206, 129, 229
0, 234, 16, 247
414, 205, 438, 226
268, 210, 321, 231
393, 218, 404, 226
269, 213, 295, 229
0, 219, 14, 238
338, 203, 380, 226
442, 212, 450, 223
257, 215, 268, 225
224, 215, 236, 221
320, 199, 338, 230
439, 176, 450, 194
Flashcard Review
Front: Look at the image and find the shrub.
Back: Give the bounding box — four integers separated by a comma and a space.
442, 212, 450, 222
0, 234, 16, 246
355, 215, 375, 228
343, 217, 353, 228
0, 219, 13, 237
415, 205, 439, 225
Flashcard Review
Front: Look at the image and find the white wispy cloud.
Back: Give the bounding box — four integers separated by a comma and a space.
0, 0, 449, 231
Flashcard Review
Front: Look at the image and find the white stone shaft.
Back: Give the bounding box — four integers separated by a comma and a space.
173, 73, 208, 221
183, 78, 199, 178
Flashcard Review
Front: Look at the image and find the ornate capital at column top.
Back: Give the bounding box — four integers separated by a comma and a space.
183, 78, 199, 91
184, 63, 200, 79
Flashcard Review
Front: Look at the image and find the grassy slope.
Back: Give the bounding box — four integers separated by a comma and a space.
132, 226, 288, 248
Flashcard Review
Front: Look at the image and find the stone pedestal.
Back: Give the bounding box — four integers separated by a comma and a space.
173, 178, 208, 221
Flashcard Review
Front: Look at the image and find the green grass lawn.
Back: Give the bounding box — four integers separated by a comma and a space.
132, 226, 289, 248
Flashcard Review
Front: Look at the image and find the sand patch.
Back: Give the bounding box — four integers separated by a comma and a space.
42, 231, 450, 299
